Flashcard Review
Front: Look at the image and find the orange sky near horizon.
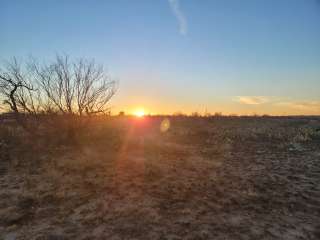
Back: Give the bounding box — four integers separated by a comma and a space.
2, 1, 320, 117
111, 96, 320, 116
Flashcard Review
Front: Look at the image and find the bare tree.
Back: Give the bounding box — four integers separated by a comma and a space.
0, 58, 41, 131
0, 55, 117, 135
31, 55, 117, 116
0, 59, 33, 113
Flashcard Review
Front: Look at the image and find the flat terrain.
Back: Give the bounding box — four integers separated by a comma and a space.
1, 116, 320, 239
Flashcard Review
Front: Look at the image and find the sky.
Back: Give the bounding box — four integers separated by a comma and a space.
1, 0, 320, 115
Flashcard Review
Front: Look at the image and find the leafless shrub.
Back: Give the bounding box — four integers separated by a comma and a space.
30, 55, 117, 116
0, 55, 117, 140
0, 58, 41, 132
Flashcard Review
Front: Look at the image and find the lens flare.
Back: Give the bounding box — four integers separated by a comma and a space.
160, 118, 170, 132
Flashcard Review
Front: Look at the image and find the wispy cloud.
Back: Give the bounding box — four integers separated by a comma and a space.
168, 0, 188, 35
276, 101, 320, 112
235, 96, 320, 114
236, 96, 269, 105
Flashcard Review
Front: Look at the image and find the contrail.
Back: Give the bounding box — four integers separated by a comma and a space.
168, 0, 188, 35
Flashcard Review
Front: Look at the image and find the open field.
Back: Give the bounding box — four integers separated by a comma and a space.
1, 116, 320, 239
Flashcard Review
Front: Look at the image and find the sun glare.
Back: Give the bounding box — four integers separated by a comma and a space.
134, 109, 145, 118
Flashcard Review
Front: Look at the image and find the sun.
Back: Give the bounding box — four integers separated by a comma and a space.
133, 109, 145, 118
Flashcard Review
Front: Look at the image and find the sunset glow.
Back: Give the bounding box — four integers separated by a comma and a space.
133, 109, 145, 118
2, 1, 320, 116
1, 1, 320, 239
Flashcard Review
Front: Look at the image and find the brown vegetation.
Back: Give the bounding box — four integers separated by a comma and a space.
0, 116, 320, 239
0, 55, 116, 136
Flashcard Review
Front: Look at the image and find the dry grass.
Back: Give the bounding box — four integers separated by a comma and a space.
0, 116, 320, 239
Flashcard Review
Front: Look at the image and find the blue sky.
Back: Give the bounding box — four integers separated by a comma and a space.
1, 0, 320, 115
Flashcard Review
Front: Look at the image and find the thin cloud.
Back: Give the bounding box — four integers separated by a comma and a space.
234, 96, 320, 114
236, 96, 269, 105
276, 101, 320, 112
168, 0, 188, 35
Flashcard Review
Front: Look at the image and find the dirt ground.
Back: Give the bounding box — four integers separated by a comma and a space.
1, 116, 320, 239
